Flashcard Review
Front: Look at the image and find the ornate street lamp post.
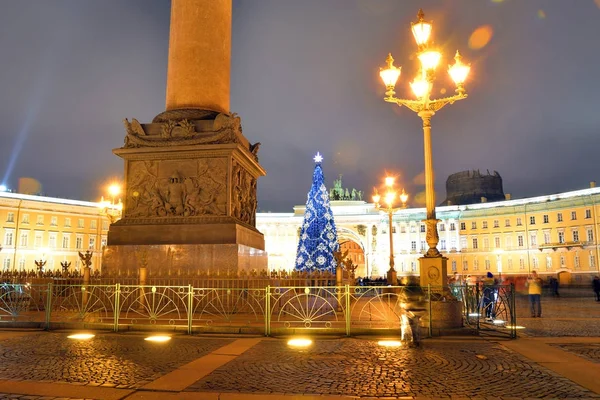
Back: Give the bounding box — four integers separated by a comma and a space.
373, 176, 408, 285
378, 9, 471, 288
99, 183, 123, 224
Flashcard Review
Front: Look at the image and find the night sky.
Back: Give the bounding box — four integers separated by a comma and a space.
0, 1, 599, 212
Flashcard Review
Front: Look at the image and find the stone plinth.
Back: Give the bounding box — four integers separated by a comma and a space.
108, 221, 264, 249
419, 255, 448, 289
166, 0, 231, 113
425, 300, 463, 329
105, 113, 266, 275
102, 243, 267, 277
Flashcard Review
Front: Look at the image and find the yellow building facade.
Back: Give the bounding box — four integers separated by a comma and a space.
0, 192, 112, 273
2, 185, 599, 285
257, 186, 600, 285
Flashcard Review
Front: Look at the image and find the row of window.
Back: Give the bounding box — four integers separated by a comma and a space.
3, 230, 106, 250
391, 223, 457, 234
383, 227, 596, 252
467, 228, 595, 249
449, 253, 596, 272
460, 210, 593, 231
387, 210, 594, 234
394, 252, 597, 273
4, 213, 106, 230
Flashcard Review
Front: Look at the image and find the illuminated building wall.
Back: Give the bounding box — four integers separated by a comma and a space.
0, 192, 111, 273
2, 186, 599, 284
257, 187, 600, 284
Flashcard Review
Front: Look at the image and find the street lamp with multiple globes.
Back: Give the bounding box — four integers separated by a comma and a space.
378, 9, 471, 287
99, 183, 123, 223
372, 176, 408, 285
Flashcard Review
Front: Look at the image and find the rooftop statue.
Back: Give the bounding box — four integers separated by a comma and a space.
329, 174, 363, 201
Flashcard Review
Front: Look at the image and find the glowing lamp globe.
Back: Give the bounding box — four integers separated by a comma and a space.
418, 50, 441, 71
372, 193, 381, 204
385, 176, 395, 187
448, 51, 470, 85
411, 9, 432, 46
400, 190, 409, 204
108, 184, 121, 198
410, 76, 429, 99
380, 53, 401, 88
385, 191, 396, 206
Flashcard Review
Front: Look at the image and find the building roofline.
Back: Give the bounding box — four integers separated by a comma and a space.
258, 186, 600, 219
0, 191, 101, 209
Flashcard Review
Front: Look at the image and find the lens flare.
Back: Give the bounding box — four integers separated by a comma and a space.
537, 10, 546, 19
67, 333, 95, 340
287, 338, 312, 348
468, 25, 493, 50
145, 335, 171, 343
378, 340, 402, 347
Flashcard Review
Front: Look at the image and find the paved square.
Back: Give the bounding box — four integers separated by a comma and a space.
0, 332, 233, 389
187, 338, 599, 398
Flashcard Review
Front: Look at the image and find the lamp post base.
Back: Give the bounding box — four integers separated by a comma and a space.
418, 255, 448, 290
387, 269, 397, 286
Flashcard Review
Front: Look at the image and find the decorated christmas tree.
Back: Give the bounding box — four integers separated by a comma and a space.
295, 152, 340, 272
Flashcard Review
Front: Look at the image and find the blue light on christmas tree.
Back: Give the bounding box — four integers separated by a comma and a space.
295, 152, 340, 272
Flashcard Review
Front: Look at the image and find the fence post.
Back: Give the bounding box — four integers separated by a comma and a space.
345, 284, 351, 336
510, 282, 516, 339
187, 284, 193, 335
265, 285, 270, 336
476, 283, 481, 333
427, 284, 432, 338
45, 282, 53, 330
113, 283, 120, 332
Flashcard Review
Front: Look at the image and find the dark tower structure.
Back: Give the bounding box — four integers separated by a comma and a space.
441, 170, 505, 206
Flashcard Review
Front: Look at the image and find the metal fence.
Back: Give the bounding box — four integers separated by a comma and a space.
457, 283, 517, 338
0, 282, 516, 338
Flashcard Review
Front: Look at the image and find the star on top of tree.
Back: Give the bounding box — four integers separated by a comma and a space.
313, 152, 323, 163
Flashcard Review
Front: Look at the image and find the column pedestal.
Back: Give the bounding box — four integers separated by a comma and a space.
418, 255, 448, 290
387, 269, 397, 286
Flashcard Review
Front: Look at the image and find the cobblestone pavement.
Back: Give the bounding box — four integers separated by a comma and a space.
0, 332, 233, 389
0, 396, 91, 400
513, 290, 600, 337
0, 290, 597, 399
551, 343, 600, 364
187, 338, 599, 398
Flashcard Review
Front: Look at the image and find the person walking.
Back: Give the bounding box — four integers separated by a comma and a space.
549, 277, 560, 297
482, 272, 498, 321
593, 276, 600, 302
449, 272, 463, 301
526, 270, 543, 317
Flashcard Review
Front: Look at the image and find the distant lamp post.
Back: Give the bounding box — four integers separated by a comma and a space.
494, 249, 504, 279
372, 176, 408, 285
108, 183, 121, 205
99, 182, 123, 223
378, 9, 471, 287
78, 250, 94, 305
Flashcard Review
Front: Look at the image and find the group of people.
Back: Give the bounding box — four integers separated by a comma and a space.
449, 271, 600, 319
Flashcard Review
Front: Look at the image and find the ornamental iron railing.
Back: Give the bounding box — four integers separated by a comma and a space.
0, 282, 516, 338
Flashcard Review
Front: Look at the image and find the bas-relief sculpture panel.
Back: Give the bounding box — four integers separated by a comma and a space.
231, 159, 257, 226
125, 158, 227, 219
